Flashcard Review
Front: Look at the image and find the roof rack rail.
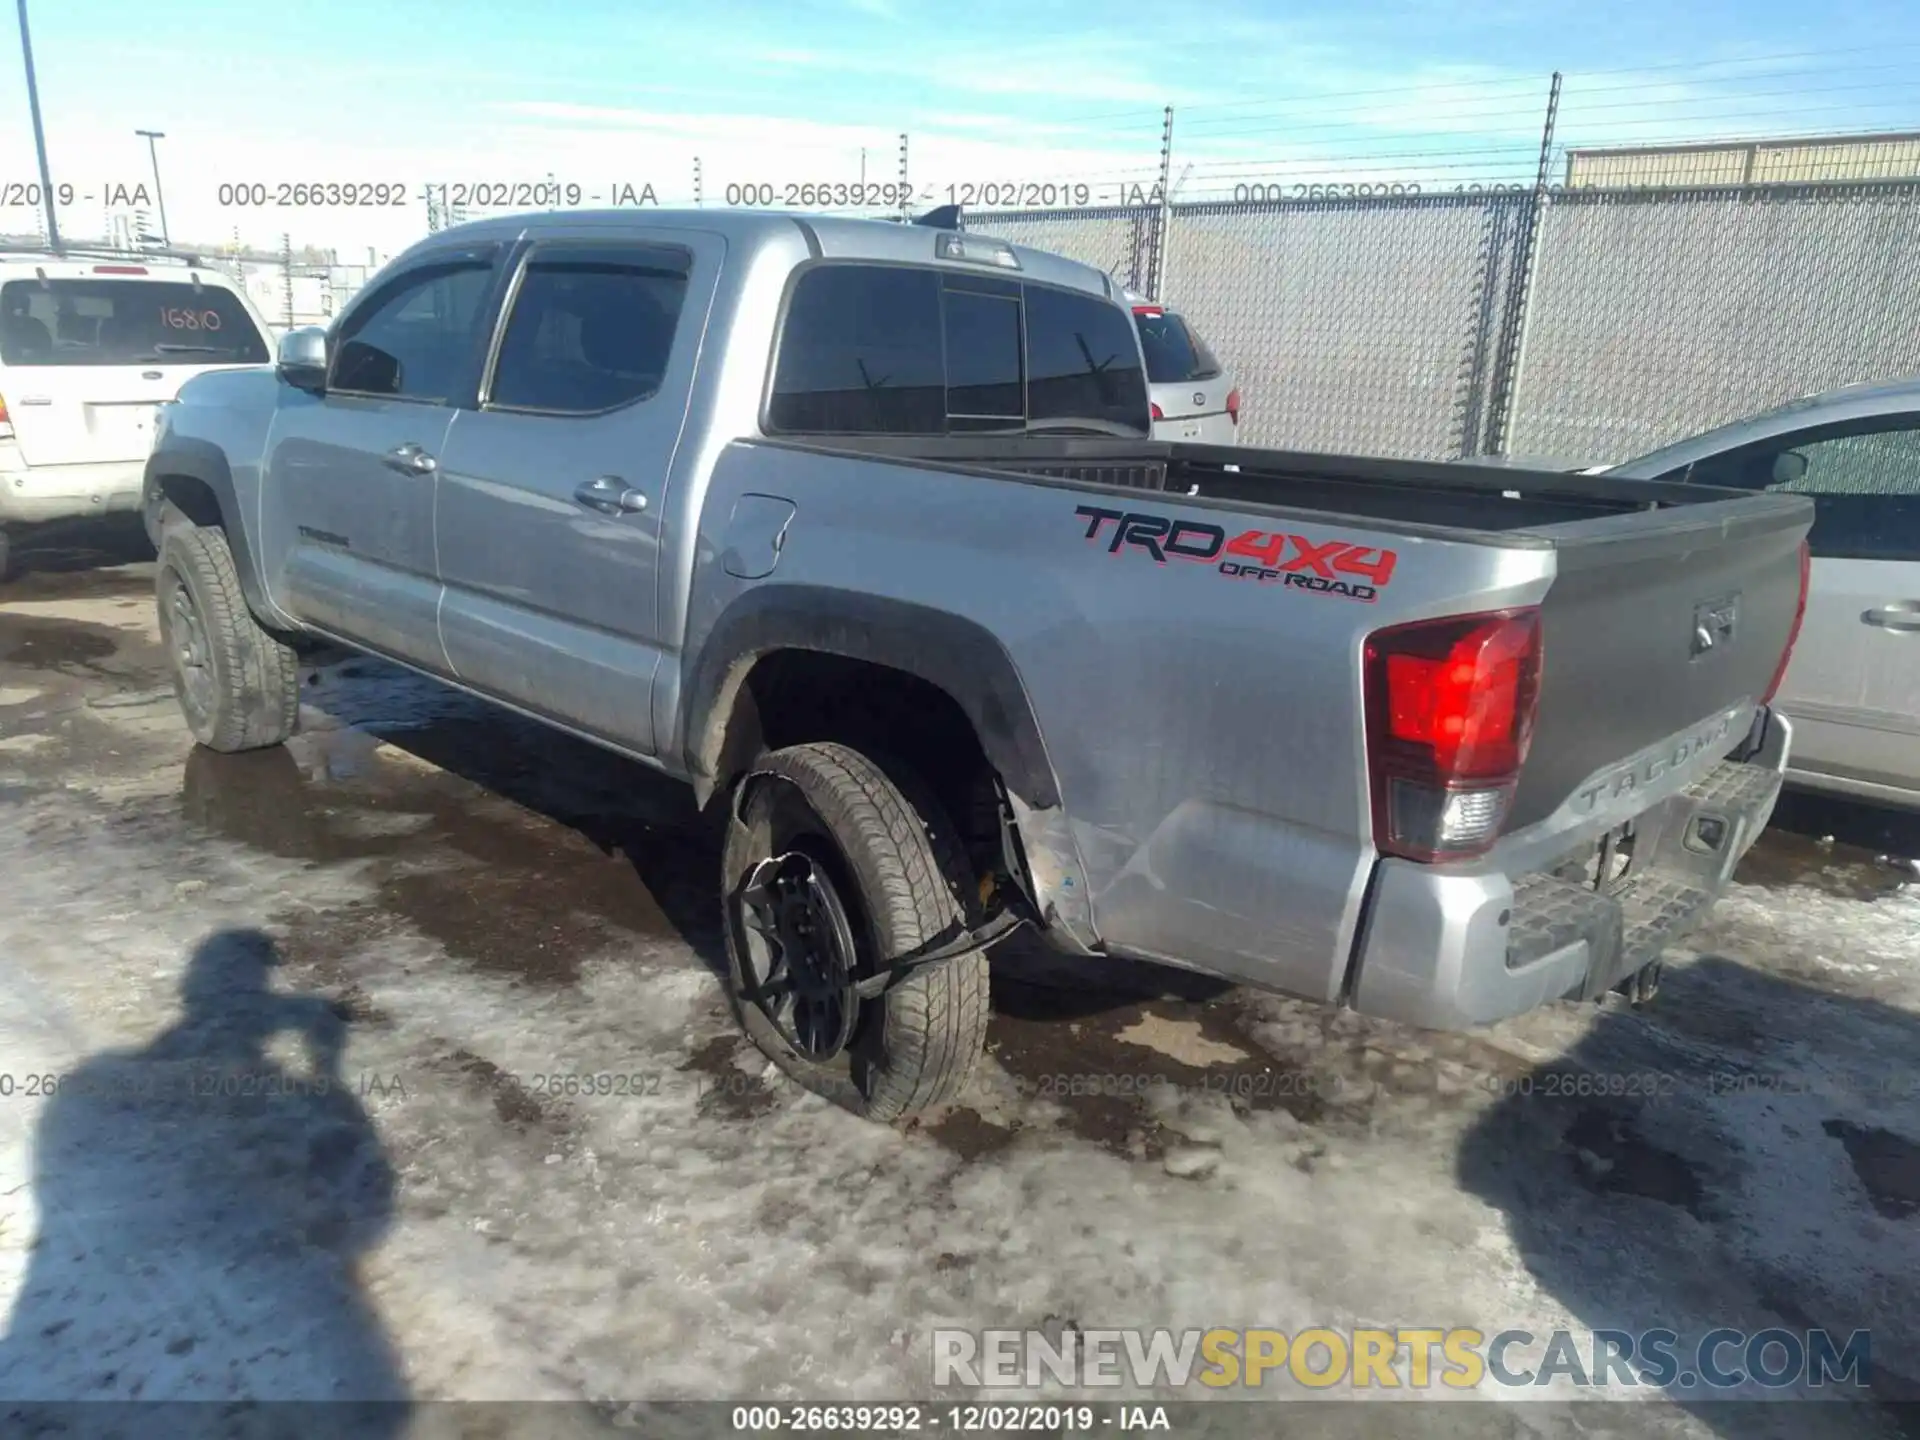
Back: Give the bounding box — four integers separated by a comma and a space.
0, 242, 209, 266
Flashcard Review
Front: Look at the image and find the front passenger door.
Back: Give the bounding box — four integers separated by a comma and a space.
259, 246, 502, 668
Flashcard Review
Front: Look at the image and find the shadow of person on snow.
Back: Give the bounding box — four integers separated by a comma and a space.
0, 929, 408, 1434
1456, 952, 1920, 1439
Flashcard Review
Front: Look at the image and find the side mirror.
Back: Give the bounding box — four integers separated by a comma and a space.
1771, 449, 1809, 487
277, 326, 328, 390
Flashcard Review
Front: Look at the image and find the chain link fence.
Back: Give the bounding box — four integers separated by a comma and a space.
1508, 181, 1920, 462
969, 178, 1920, 466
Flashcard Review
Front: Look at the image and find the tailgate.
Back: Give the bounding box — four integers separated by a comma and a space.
2, 365, 183, 466
1508, 490, 1814, 828
1151, 374, 1233, 422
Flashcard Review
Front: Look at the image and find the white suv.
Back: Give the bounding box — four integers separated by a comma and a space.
0, 248, 277, 579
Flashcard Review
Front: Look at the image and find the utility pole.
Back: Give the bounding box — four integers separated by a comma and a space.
1485, 70, 1561, 457
135, 129, 170, 244
15, 0, 61, 250
281, 232, 294, 331
693, 156, 703, 208
1146, 106, 1174, 300
898, 133, 909, 219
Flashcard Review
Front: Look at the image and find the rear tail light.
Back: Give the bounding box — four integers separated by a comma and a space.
1760, 538, 1811, 706
0, 392, 10, 440
1225, 388, 1241, 425
1364, 608, 1543, 862
1132, 304, 1164, 317
1150, 402, 1165, 421
92, 264, 148, 275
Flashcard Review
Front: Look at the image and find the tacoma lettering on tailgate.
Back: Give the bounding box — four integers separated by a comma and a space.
1074, 505, 1397, 603
1570, 714, 1737, 812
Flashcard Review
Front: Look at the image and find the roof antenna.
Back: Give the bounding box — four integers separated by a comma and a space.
913, 203, 962, 229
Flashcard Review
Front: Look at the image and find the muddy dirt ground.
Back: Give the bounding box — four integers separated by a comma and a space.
2, 526, 1917, 1437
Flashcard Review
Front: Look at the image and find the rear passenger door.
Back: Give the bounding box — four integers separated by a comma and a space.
434, 234, 715, 755
260, 246, 502, 666
1672, 415, 1920, 798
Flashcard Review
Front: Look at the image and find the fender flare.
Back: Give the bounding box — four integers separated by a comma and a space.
144, 441, 277, 623
681, 585, 1063, 813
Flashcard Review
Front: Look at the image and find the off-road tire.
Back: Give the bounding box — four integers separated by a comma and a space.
722, 742, 990, 1123
157, 524, 300, 752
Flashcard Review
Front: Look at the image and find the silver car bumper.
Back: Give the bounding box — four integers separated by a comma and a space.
1349, 713, 1792, 1029
0, 457, 147, 525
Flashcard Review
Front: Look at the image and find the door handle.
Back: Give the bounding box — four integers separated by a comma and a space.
573, 476, 648, 515
1863, 604, 1920, 633
383, 442, 438, 475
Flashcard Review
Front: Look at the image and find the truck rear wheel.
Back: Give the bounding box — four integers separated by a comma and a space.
721, 742, 990, 1122
157, 524, 300, 753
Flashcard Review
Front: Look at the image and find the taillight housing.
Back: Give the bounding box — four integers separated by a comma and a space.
1150, 401, 1165, 421
1225, 388, 1241, 425
1364, 608, 1543, 862
0, 392, 10, 440
1760, 538, 1811, 706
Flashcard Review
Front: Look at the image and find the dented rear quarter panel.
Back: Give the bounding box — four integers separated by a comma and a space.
684, 444, 1557, 1000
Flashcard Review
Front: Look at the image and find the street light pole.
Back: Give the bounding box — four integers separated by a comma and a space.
15, 0, 61, 251
135, 128, 169, 245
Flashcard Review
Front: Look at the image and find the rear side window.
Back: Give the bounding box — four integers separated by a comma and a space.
0, 278, 268, 367
1135, 311, 1222, 384
488, 247, 690, 414
766, 266, 944, 433
331, 260, 496, 402
1666, 415, 1920, 561
767, 263, 1148, 436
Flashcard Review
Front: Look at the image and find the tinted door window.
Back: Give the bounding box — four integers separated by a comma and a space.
0, 278, 268, 366
331, 260, 496, 402
1135, 312, 1221, 384
768, 266, 944, 433
943, 287, 1023, 424
1026, 285, 1150, 431
769, 264, 1150, 437
1670, 417, 1920, 561
488, 248, 690, 414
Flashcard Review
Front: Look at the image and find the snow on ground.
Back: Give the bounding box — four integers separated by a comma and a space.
1, 550, 1915, 1438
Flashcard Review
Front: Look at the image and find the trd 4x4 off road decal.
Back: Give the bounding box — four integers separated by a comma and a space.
1074, 505, 1396, 603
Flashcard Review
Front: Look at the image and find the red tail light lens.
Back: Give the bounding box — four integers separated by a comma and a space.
1150, 402, 1165, 421
92, 264, 148, 274
1225, 388, 1241, 425
1364, 608, 1543, 862
1761, 539, 1811, 706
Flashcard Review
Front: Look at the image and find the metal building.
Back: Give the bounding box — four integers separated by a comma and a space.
1564, 129, 1920, 187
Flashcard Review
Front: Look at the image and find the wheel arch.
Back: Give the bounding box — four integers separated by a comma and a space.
145, 440, 276, 622
681, 586, 1063, 816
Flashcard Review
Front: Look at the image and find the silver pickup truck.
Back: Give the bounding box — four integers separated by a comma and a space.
145, 209, 1814, 1123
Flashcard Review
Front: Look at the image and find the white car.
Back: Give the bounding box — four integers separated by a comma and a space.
1606, 377, 1920, 811
1124, 293, 1239, 444
0, 247, 277, 579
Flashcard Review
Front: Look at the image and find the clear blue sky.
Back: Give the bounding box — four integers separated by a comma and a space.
6, 0, 1920, 250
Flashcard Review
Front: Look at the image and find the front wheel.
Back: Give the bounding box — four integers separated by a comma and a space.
721, 742, 990, 1122
157, 524, 300, 752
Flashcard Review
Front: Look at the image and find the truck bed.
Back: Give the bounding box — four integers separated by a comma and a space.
766, 432, 1815, 838
797, 434, 1769, 539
